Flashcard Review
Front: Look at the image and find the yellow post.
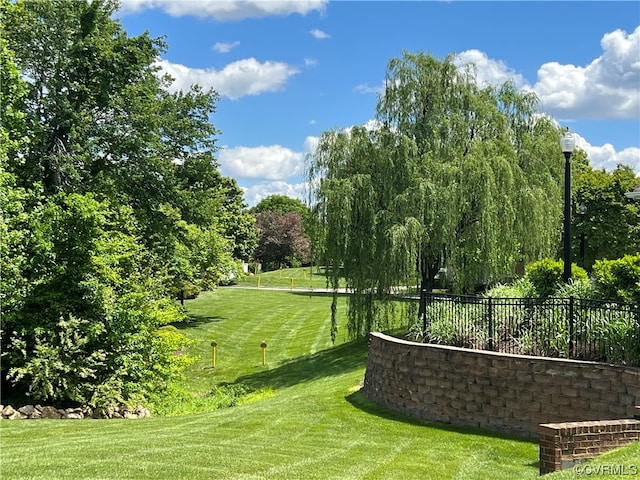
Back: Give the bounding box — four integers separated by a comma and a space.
210, 341, 217, 368
290, 277, 293, 290
257, 275, 261, 289
260, 341, 267, 366
303, 269, 307, 280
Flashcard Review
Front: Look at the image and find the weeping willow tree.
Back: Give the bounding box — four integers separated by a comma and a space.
306, 52, 567, 341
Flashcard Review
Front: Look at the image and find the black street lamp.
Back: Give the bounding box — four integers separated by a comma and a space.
560, 130, 576, 283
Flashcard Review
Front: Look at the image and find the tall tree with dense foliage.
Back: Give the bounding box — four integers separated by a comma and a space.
0, 0, 253, 407
307, 52, 566, 340
254, 211, 311, 271
251, 194, 317, 268
572, 164, 639, 270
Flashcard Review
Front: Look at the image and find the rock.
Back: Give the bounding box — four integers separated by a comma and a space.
18, 405, 36, 416
40, 406, 62, 419
92, 407, 107, 419
8, 411, 26, 420
1, 402, 149, 420
135, 405, 151, 418
2, 405, 15, 417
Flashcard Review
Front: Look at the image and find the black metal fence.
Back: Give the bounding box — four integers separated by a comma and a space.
421, 293, 640, 367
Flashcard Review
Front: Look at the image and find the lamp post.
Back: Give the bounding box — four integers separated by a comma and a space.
560, 130, 576, 283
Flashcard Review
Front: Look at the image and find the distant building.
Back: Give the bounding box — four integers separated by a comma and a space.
625, 185, 640, 201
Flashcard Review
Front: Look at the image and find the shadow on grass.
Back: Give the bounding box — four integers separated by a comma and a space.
171, 313, 227, 329
346, 389, 538, 456
232, 338, 369, 391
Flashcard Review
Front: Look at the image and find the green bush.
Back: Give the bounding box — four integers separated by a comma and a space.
2, 194, 191, 408
592, 254, 640, 303
596, 312, 640, 366
525, 258, 588, 297
484, 277, 537, 298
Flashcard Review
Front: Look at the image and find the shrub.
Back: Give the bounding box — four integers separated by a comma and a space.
484, 277, 536, 299
525, 258, 588, 297
596, 312, 640, 366
592, 254, 640, 303
2, 194, 190, 408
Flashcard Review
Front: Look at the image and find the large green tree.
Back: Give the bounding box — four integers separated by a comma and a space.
251, 195, 316, 269
572, 164, 639, 270
0, 0, 253, 406
307, 52, 565, 340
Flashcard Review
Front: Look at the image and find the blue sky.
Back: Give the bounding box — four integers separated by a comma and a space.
117, 1, 640, 206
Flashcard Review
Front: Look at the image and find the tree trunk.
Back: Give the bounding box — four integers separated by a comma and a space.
418, 253, 440, 341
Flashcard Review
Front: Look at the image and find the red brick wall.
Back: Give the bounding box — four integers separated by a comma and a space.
539, 420, 640, 474
363, 332, 640, 438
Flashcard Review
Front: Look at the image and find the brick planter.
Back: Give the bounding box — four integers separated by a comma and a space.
539, 419, 640, 474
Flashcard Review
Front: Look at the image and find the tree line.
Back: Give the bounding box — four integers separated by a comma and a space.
0, 0, 257, 408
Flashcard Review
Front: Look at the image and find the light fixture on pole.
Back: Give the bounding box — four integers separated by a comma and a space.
560, 130, 576, 283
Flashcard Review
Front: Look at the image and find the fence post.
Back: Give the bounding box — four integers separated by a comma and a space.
568, 295, 575, 358
488, 297, 494, 351
421, 289, 427, 342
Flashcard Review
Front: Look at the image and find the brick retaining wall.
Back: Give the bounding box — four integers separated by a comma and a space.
539, 419, 640, 474
363, 332, 640, 438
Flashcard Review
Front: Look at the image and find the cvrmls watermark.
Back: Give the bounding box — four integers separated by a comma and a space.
574, 464, 638, 476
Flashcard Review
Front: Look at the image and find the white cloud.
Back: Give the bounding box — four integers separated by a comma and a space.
219, 145, 305, 180
303, 135, 319, 154
213, 41, 240, 53
304, 57, 318, 68
455, 49, 529, 89
157, 58, 299, 99
310, 28, 330, 39
119, 0, 328, 21
532, 26, 640, 119
242, 181, 308, 207
574, 134, 640, 173
354, 82, 384, 95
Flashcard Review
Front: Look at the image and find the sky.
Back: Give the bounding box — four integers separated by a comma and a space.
116, 1, 640, 207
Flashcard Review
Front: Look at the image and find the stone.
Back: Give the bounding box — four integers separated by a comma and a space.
135, 405, 151, 418
65, 413, 83, 419
8, 411, 26, 420
2, 405, 15, 417
18, 405, 36, 416
40, 406, 62, 419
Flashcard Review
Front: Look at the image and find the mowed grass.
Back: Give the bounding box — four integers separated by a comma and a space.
1, 288, 637, 479
235, 266, 346, 290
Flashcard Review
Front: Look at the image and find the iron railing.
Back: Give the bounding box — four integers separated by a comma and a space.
420, 293, 640, 366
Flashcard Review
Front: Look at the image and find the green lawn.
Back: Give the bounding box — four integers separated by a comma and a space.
235, 266, 346, 290
1, 288, 637, 479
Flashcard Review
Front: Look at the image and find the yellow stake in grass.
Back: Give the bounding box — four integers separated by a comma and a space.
257, 275, 261, 289
210, 340, 218, 368
290, 277, 293, 290
260, 341, 267, 366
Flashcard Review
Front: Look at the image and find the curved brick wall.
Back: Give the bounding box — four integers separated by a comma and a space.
363, 332, 640, 438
